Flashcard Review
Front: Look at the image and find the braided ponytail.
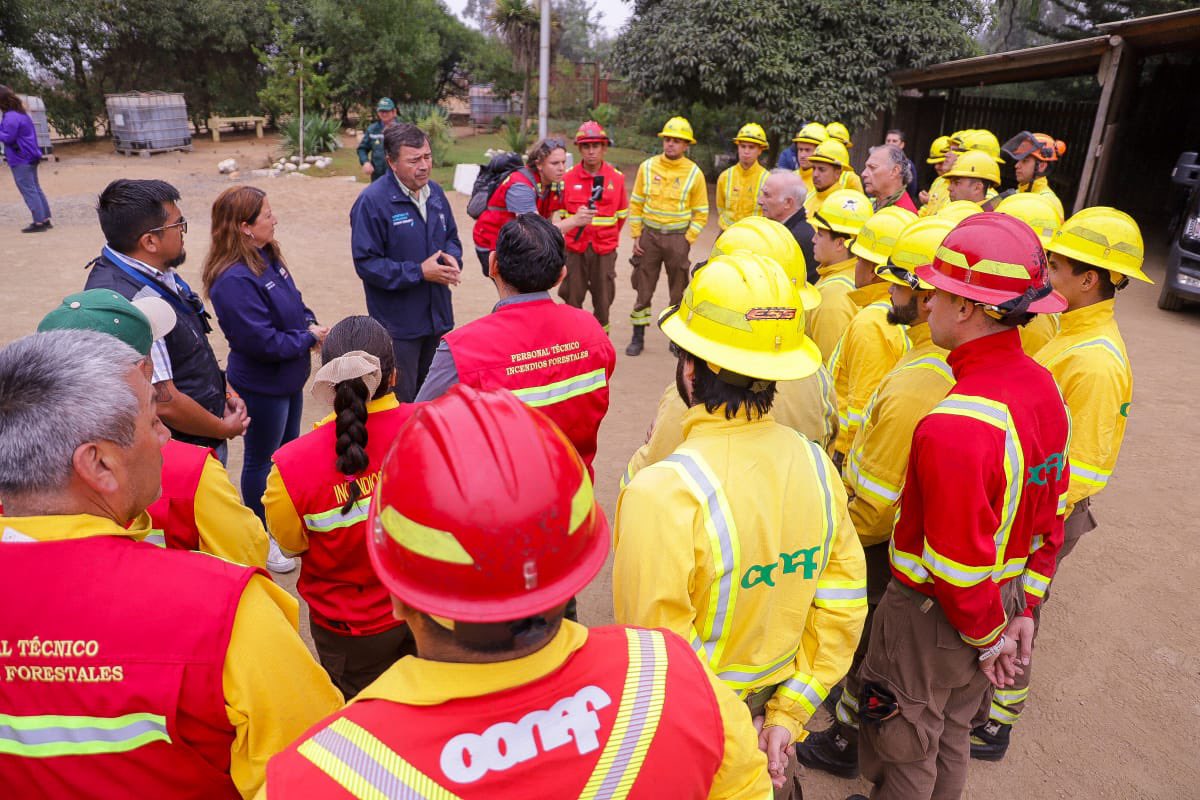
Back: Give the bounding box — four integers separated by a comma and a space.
333, 377, 371, 514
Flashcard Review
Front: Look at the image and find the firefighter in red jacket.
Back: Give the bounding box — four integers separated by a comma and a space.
0, 330, 342, 799
559, 120, 629, 331
261, 385, 772, 798
852, 213, 1070, 799
264, 316, 422, 698
417, 213, 615, 477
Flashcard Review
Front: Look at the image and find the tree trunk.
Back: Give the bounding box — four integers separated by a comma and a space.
521, 69, 531, 133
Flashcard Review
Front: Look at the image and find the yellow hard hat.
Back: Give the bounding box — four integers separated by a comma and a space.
659, 252, 822, 382
826, 121, 852, 148
851, 206, 918, 266
793, 122, 829, 145
995, 193, 1062, 248
712, 217, 821, 310
808, 139, 851, 170
658, 116, 696, 144
926, 135, 952, 164
733, 122, 769, 148
943, 150, 1001, 186
811, 189, 874, 238
1046, 207, 1152, 285
876, 217, 957, 290
937, 199, 984, 224
952, 129, 1004, 163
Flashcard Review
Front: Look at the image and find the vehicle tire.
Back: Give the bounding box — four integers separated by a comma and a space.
1157, 282, 1185, 311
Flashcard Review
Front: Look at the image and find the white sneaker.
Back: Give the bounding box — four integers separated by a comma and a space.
267, 538, 297, 573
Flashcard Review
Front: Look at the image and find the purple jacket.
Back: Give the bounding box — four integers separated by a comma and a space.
0, 110, 41, 166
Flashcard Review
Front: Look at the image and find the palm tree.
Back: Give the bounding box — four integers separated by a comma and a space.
488, 0, 541, 133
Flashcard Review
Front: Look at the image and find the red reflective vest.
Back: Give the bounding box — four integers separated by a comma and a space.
444, 297, 614, 474
146, 438, 211, 551
473, 168, 562, 251
561, 162, 628, 255
266, 626, 724, 798
0, 535, 259, 798
272, 402, 419, 635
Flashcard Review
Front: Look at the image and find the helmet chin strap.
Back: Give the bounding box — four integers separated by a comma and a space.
975, 282, 1053, 320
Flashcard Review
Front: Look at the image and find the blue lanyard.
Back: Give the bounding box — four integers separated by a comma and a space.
99, 246, 213, 333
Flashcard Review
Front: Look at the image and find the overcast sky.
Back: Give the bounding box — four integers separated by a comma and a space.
442, 0, 634, 35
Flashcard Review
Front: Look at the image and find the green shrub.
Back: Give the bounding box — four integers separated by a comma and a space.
393, 102, 447, 127
280, 115, 342, 156
500, 115, 532, 154
589, 103, 619, 130
416, 110, 455, 167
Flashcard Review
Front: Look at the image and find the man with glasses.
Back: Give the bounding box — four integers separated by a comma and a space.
84, 179, 248, 459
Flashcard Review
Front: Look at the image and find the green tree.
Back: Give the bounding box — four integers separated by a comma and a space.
489, 0, 542, 131
613, 0, 985, 140
985, 0, 1195, 44
256, 2, 331, 120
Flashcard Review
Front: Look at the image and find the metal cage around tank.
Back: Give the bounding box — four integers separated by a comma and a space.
105, 92, 194, 157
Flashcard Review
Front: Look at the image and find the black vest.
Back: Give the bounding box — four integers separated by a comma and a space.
84, 254, 227, 449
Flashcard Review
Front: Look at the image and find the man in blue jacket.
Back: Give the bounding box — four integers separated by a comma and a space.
350, 123, 463, 402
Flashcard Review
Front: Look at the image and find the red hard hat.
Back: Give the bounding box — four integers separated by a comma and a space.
366, 385, 608, 623
916, 212, 1067, 314
575, 120, 611, 145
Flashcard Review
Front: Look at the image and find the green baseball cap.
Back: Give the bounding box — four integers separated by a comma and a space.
376, 97, 396, 112
38, 290, 176, 356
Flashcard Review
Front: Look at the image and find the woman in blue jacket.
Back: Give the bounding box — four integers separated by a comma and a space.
203, 186, 327, 569
0, 85, 51, 233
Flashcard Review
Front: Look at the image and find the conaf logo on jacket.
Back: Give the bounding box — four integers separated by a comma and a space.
745, 307, 797, 321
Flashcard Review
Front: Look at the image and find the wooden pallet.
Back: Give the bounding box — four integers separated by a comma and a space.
114, 144, 194, 158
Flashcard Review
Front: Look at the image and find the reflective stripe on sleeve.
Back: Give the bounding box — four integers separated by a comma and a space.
511, 368, 607, 409
713, 647, 798, 693
0, 712, 170, 758
814, 578, 868, 609
1068, 458, 1111, 489
1021, 568, 1052, 599
304, 498, 371, 533
775, 673, 828, 718
143, 530, 167, 547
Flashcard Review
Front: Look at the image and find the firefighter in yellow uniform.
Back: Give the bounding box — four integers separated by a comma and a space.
971, 207, 1151, 760
827, 206, 918, 462
994, 193, 1065, 355
626, 116, 709, 357
804, 140, 865, 218
620, 218, 838, 487
1003, 131, 1067, 219
792, 122, 829, 199
716, 123, 770, 230
917, 135, 953, 216
826, 121, 852, 150
613, 251, 867, 798
806, 189, 875, 361
798, 216, 958, 779
949, 130, 1004, 206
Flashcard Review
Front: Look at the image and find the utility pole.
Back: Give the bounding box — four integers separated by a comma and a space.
298, 46, 305, 159
538, 0, 549, 139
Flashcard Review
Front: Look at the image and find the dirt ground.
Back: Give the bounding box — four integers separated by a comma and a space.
3, 134, 1199, 798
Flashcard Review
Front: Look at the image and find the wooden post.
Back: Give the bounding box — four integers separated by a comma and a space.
1074, 36, 1127, 214
210, 117, 221, 143
255, 118, 264, 138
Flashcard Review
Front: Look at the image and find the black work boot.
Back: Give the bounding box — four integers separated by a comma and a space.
795, 720, 859, 778
970, 720, 1012, 761
625, 326, 645, 357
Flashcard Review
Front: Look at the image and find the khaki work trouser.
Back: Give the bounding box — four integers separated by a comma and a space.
857, 579, 1024, 800
560, 245, 618, 328
980, 498, 1098, 726
629, 227, 691, 325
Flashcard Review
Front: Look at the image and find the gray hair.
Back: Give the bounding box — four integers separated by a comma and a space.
0, 331, 142, 496
869, 144, 913, 186
769, 168, 807, 206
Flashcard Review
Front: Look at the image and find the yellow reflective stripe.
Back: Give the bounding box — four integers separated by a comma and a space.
1021, 568, 1052, 599
299, 717, 462, 800
852, 464, 901, 505
889, 539, 930, 585
642, 221, 692, 232
304, 498, 371, 532
1069, 458, 1111, 488
678, 166, 702, 215
775, 673, 828, 718
1054, 337, 1127, 369
821, 274, 856, 292
988, 701, 1021, 724
379, 506, 475, 565
960, 618, 1006, 647
511, 367, 607, 408
660, 451, 741, 667
934, 245, 1030, 279
579, 628, 668, 800
814, 577, 868, 609
1057, 491, 1068, 515
803, 438, 838, 574
817, 366, 838, 446
0, 712, 170, 758
901, 355, 954, 383
994, 686, 1030, 704
619, 460, 634, 490
714, 647, 798, 693
921, 540, 995, 588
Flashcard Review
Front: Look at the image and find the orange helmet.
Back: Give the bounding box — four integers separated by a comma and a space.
917, 212, 1067, 315
1002, 131, 1066, 163
574, 120, 611, 145
366, 385, 608, 623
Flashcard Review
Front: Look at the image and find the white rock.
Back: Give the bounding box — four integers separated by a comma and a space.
289, 155, 301, 164
217, 158, 238, 174
284, 162, 298, 172
299, 163, 311, 171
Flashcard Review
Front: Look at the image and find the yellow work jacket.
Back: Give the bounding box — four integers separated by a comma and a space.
803, 171, 865, 218
807, 257, 859, 362
620, 368, 839, 488
827, 282, 912, 457
1018, 176, 1064, 220
0, 513, 344, 798
629, 154, 709, 243
1019, 312, 1061, 356
716, 161, 768, 230
843, 325, 953, 546
613, 407, 867, 743
918, 175, 949, 217
1034, 300, 1131, 514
